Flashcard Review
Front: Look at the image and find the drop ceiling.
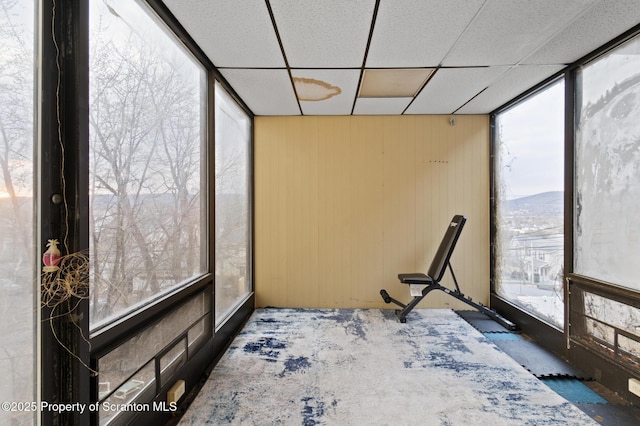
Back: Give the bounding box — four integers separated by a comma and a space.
162, 0, 640, 116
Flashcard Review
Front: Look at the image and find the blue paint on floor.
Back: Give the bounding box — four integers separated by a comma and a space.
300, 396, 332, 426
279, 356, 312, 377
243, 337, 287, 361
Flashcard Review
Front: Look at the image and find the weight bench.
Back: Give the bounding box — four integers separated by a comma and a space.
380, 214, 516, 330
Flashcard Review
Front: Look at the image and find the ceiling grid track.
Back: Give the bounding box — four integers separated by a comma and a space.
351, 0, 381, 115
264, 0, 302, 115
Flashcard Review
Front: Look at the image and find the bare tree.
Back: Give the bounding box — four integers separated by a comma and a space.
88, 1, 251, 330
89, 12, 204, 324
0, 0, 33, 262
0, 0, 36, 422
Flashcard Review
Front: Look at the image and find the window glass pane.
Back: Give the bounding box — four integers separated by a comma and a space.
584, 293, 640, 342
494, 80, 565, 328
581, 292, 640, 363
89, 0, 207, 328
575, 34, 640, 290
160, 338, 187, 385
98, 291, 208, 391
215, 82, 251, 326
0, 0, 36, 424
187, 315, 208, 352
99, 361, 155, 426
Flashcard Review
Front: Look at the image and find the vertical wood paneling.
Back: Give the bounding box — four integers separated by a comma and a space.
349, 117, 385, 305
254, 115, 490, 309
318, 117, 351, 307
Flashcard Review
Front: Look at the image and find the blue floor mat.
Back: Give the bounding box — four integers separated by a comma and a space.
541, 378, 607, 404
484, 332, 522, 341
476, 316, 637, 424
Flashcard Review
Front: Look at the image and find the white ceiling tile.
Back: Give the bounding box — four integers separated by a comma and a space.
219, 69, 300, 116
291, 69, 361, 115
359, 69, 434, 97
457, 65, 565, 114
353, 98, 412, 115
366, 0, 484, 67
270, 0, 376, 68
163, 0, 639, 116
406, 67, 509, 114
163, 0, 284, 67
523, 0, 640, 65
443, 0, 598, 66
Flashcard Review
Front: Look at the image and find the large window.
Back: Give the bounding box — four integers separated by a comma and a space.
214, 82, 252, 326
89, 0, 207, 328
494, 80, 565, 328
573, 33, 640, 361
0, 0, 36, 424
575, 34, 640, 290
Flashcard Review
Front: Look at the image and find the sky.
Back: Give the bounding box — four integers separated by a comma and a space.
496, 43, 640, 201
497, 80, 565, 200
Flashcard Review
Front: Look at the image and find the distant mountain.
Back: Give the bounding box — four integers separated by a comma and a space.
505, 191, 563, 216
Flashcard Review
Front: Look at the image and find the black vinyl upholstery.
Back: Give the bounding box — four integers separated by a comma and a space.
381, 214, 516, 329
398, 215, 466, 284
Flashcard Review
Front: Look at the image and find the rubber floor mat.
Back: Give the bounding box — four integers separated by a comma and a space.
456, 310, 515, 333
484, 332, 522, 341
574, 402, 640, 425
492, 339, 592, 379
541, 378, 606, 403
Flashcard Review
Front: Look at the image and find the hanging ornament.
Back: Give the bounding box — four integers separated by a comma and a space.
43, 239, 61, 272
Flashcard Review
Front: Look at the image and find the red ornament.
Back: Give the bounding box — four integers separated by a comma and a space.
43, 239, 61, 272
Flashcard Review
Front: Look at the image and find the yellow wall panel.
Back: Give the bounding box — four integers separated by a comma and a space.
254, 115, 490, 310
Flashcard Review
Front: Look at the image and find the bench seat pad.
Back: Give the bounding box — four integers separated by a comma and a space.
398, 273, 434, 285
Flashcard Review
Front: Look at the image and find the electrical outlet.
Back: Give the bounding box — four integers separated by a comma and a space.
168, 380, 186, 404
629, 378, 640, 397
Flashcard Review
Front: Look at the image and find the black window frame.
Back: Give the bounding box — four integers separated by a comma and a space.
39, 0, 255, 424
490, 22, 640, 404
490, 74, 567, 330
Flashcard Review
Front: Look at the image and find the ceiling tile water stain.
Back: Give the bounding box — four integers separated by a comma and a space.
293, 77, 342, 101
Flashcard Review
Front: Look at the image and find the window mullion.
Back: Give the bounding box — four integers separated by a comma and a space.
39, 0, 90, 424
